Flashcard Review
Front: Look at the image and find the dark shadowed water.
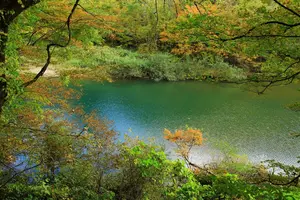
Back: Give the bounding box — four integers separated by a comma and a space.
79, 80, 300, 165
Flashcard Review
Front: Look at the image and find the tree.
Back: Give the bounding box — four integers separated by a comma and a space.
164, 127, 208, 171
159, 0, 300, 93
0, 0, 83, 189
217, 0, 300, 93
0, 0, 81, 114
0, 1, 41, 113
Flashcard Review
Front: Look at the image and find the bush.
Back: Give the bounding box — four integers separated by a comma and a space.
103, 140, 204, 200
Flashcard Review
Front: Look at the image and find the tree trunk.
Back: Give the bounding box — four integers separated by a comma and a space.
0, 20, 8, 114
0, 0, 40, 114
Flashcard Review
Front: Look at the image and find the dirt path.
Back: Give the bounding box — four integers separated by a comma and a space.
22, 64, 59, 77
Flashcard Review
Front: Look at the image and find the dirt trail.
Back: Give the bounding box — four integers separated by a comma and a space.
22, 64, 59, 77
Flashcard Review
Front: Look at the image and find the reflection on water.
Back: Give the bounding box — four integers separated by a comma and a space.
78, 80, 300, 165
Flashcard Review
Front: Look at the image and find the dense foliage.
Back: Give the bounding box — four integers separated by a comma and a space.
0, 0, 299, 199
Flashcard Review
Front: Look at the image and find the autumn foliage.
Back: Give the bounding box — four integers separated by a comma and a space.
164, 127, 204, 160
164, 128, 203, 145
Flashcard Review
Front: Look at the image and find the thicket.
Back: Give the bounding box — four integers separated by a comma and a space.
48, 46, 245, 82
1, 126, 299, 200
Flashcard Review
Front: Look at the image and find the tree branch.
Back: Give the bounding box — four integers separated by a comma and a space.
220, 1, 300, 42
23, 0, 81, 87
0, 163, 42, 188
78, 4, 96, 17
273, 0, 300, 18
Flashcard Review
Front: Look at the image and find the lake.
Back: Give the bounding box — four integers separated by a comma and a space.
79, 80, 300, 166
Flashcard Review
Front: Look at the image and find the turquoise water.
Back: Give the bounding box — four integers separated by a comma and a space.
79, 80, 300, 165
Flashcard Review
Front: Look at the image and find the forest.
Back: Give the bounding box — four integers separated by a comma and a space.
0, 0, 300, 199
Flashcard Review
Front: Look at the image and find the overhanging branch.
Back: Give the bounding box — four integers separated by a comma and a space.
273, 0, 300, 18
220, 1, 300, 41
218, 1, 300, 93
23, 0, 81, 87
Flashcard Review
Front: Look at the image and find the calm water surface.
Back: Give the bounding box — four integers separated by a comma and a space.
79, 80, 300, 165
